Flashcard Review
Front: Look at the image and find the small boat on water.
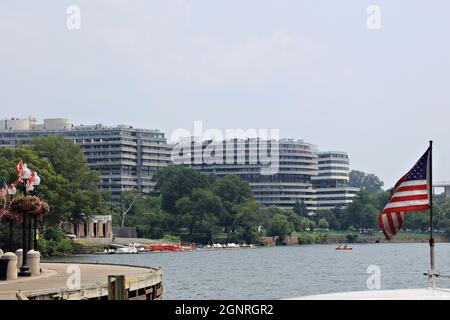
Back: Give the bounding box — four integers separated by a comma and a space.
335, 245, 352, 251
140, 243, 194, 252
115, 244, 139, 254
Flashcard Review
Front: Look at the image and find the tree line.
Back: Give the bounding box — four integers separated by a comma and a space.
117, 166, 450, 243
2, 136, 450, 248
0, 136, 109, 251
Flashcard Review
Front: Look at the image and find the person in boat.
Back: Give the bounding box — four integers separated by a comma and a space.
337, 245, 341, 249
343, 244, 347, 249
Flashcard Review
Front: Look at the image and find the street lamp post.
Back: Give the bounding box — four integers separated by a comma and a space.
32, 174, 41, 251
34, 216, 38, 251
28, 213, 32, 251
7, 187, 17, 252
18, 164, 31, 277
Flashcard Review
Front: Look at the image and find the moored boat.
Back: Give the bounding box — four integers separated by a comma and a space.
140, 243, 194, 252
335, 245, 352, 251
115, 244, 138, 254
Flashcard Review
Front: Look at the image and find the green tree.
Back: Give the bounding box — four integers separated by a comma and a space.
211, 175, 253, 240
358, 204, 379, 230
29, 136, 109, 222
317, 218, 329, 229
293, 199, 308, 217
30, 136, 100, 191
233, 200, 264, 244
299, 216, 316, 231
0, 147, 72, 225
266, 214, 294, 243
153, 165, 213, 213
369, 191, 390, 210
340, 190, 378, 231
314, 210, 339, 230
176, 188, 224, 243
403, 212, 429, 231
125, 195, 171, 239
102, 190, 140, 227
434, 197, 450, 229
438, 218, 450, 230
263, 206, 301, 230
349, 170, 384, 193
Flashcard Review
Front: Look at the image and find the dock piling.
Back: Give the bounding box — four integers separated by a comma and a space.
108, 275, 128, 300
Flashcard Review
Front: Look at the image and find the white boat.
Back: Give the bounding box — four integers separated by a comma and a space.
102, 248, 115, 254
115, 244, 138, 254
289, 288, 450, 300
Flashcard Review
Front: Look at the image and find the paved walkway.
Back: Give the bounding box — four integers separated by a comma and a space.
0, 263, 158, 300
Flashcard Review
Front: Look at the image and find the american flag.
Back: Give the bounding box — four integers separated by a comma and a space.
379, 147, 431, 240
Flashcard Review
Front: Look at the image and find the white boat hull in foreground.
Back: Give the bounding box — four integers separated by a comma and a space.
290, 288, 450, 300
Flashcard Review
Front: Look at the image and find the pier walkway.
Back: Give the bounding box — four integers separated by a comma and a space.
0, 263, 163, 300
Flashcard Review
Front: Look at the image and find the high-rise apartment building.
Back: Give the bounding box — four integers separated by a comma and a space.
172, 138, 319, 212
0, 118, 171, 201
312, 151, 360, 210
1, 118, 360, 210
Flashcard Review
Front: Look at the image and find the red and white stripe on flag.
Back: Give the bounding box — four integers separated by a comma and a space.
379, 148, 431, 240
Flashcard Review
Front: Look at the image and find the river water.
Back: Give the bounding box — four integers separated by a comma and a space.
44, 243, 450, 299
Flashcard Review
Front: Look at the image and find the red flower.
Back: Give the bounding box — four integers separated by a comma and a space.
0, 209, 22, 224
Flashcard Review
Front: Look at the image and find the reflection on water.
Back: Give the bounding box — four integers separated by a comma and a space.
44, 243, 450, 299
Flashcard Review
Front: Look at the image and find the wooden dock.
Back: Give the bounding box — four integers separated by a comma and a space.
0, 262, 163, 300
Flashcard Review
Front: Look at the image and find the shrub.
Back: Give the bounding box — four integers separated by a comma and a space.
162, 234, 181, 243
298, 232, 317, 244
346, 232, 359, 243
56, 239, 75, 254
38, 237, 76, 256
44, 226, 66, 242
317, 218, 329, 230
318, 233, 328, 243
37, 238, 47, 253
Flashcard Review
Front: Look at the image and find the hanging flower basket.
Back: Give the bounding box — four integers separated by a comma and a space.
9, 195, 39, 214
33, 200, 50, 216
0, 209, 22, 224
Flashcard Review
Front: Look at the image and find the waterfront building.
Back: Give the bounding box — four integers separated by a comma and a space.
67, 215, 113, 239
172, 138, 319, 212
0, 118, 171, 201
312, 151, 360, 210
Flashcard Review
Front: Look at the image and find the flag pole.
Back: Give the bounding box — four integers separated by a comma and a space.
429, 140, 436, 288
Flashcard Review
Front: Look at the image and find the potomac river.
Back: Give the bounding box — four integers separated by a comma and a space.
44, 243, 450, 299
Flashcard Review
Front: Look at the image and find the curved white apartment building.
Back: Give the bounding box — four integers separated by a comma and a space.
172, 138, 319, 212
312, 151, 360, 210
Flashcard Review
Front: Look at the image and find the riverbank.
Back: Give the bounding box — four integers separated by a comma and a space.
292, 231, 448, 245
39, 230, 448, 257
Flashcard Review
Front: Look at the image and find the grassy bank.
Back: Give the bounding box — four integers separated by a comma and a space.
38, 238, 108, 256
36, 227, 109, 256
291, 230, 447, 245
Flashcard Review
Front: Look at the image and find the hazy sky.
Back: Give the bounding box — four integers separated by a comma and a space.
1, 1, 449, 188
